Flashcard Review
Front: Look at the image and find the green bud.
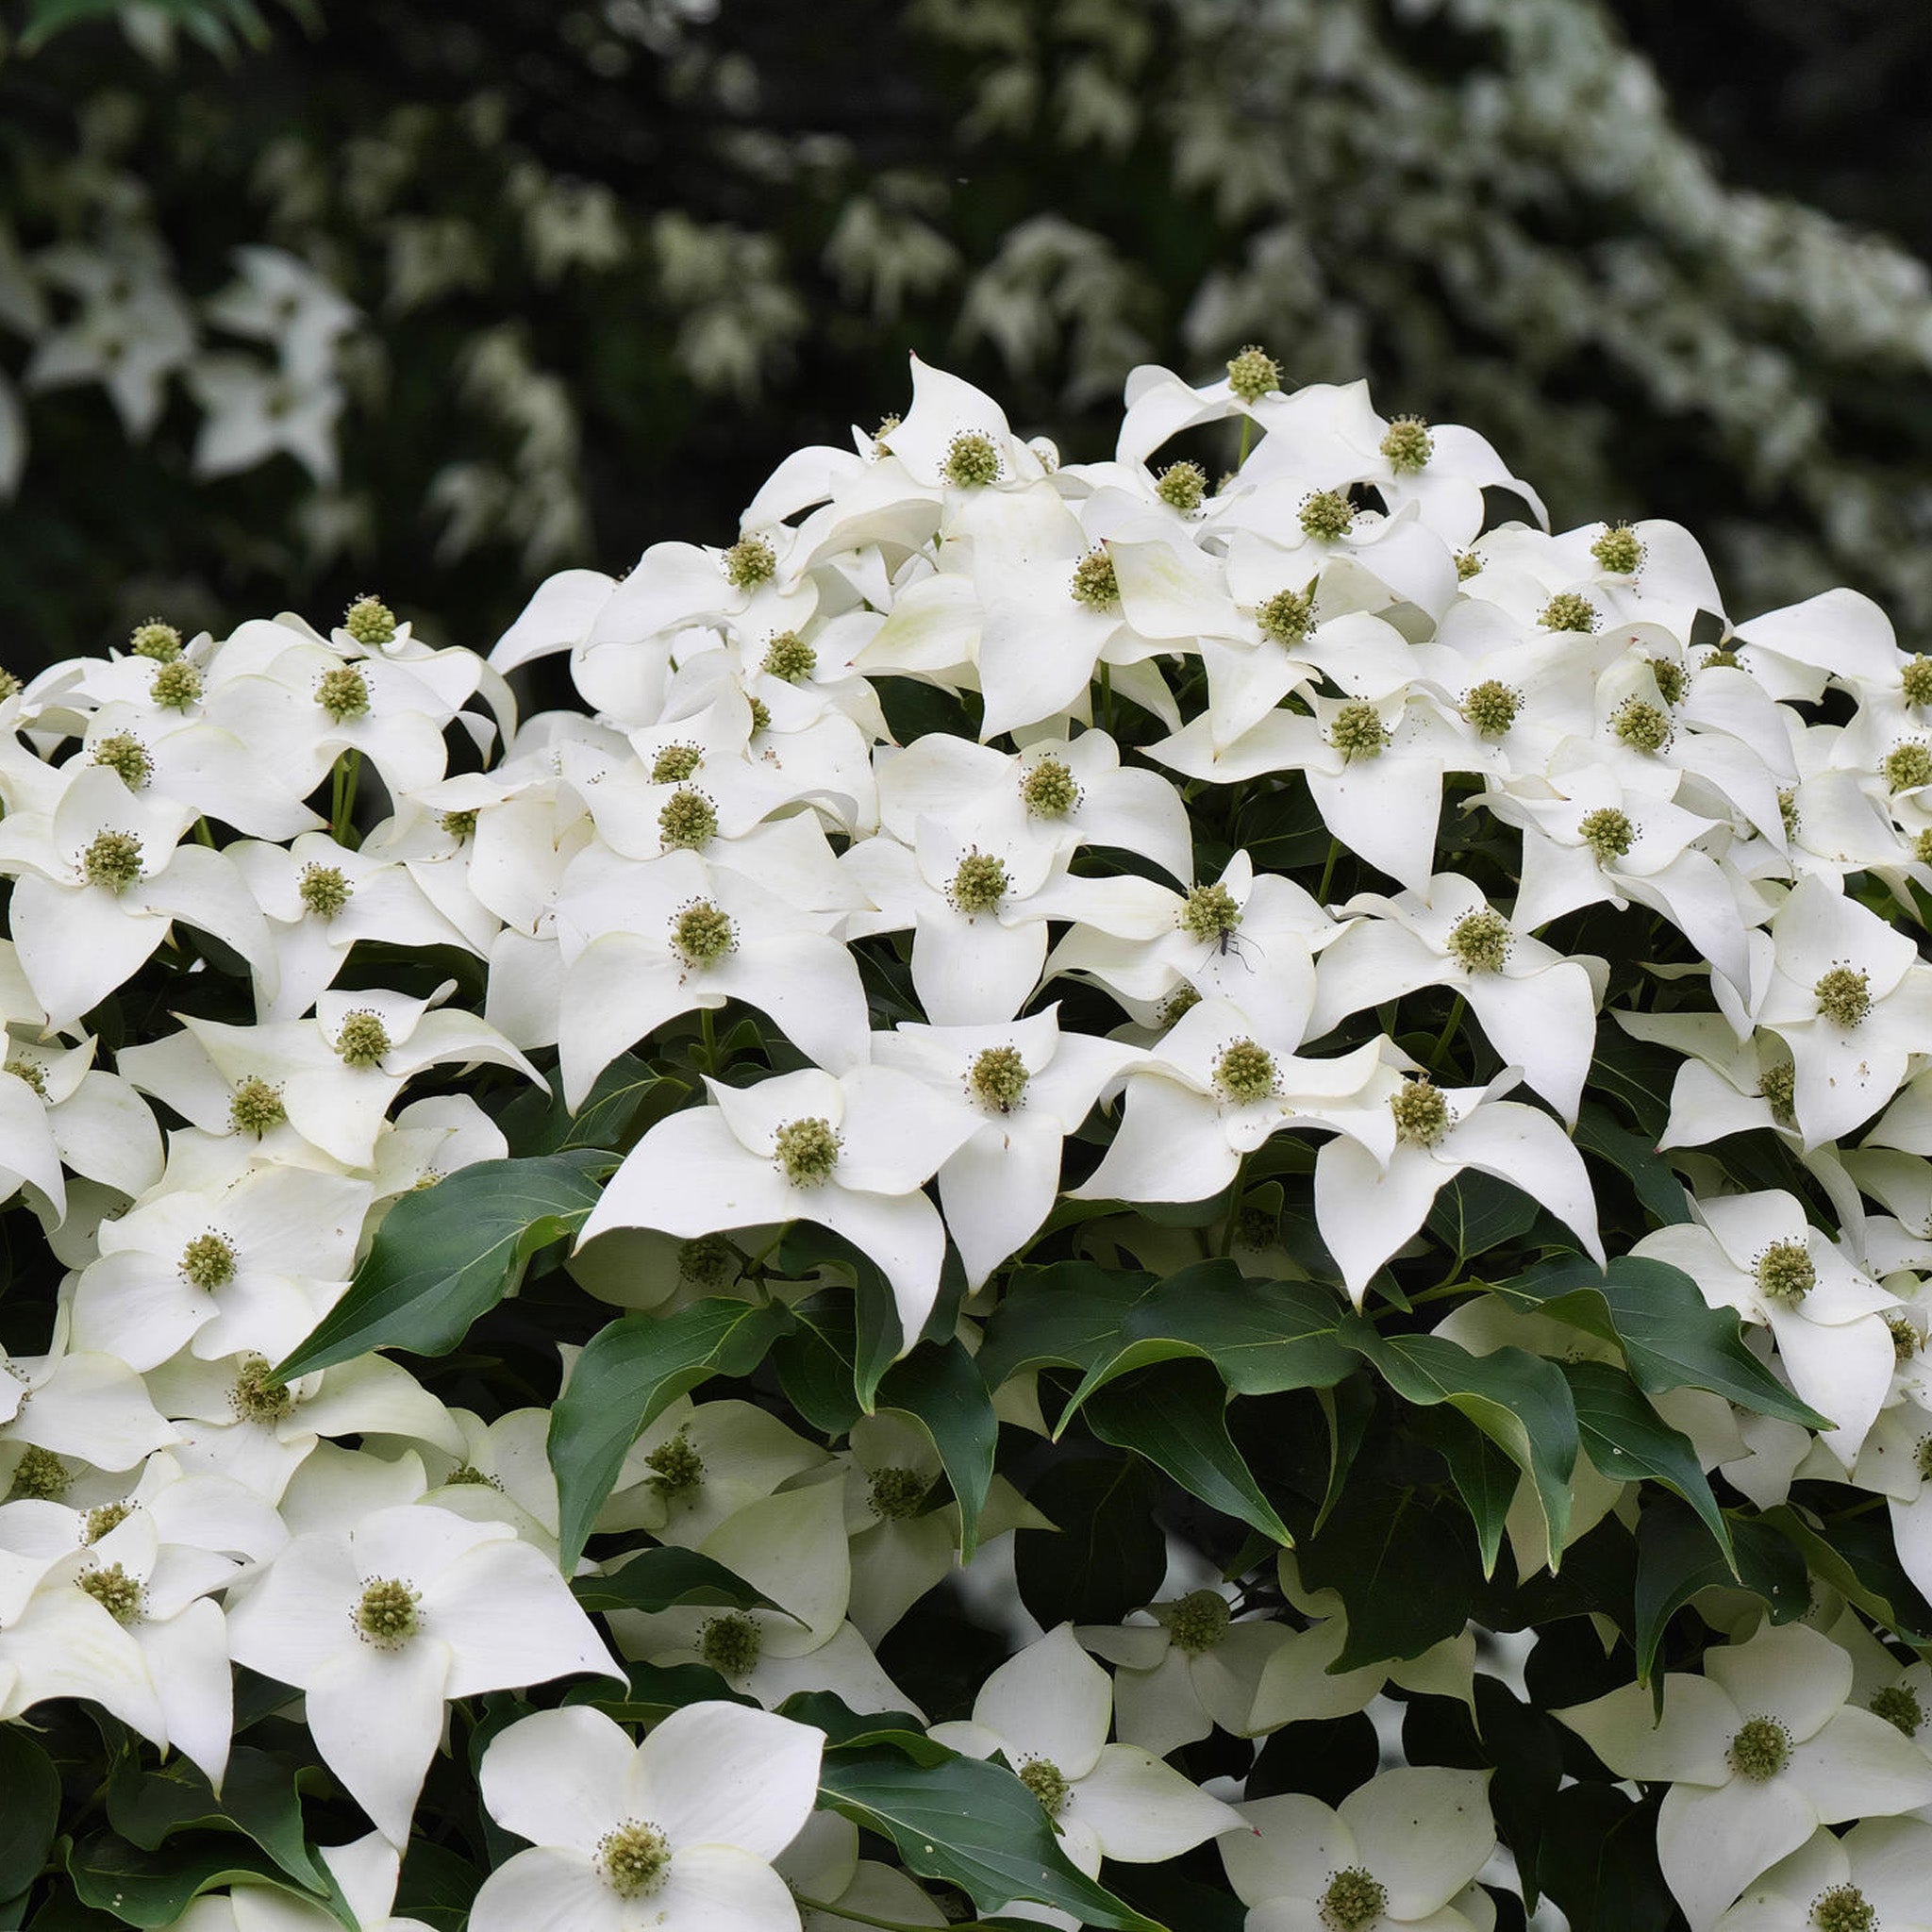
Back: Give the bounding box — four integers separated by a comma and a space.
334, 1010, 391, 1068
722, 534, 776, 590
1017, 1757, 1071, 1817
1885, 741, 1932, 792
1446, 908, 1511, 974
774, 1116, 840, 1187
5, 1058, 45, 1097
79, 1563, 144, 1624
969, 1045, 1028, 1113
670, 899, 737, 967
129, 620, 183, 661
441, 808, 478, 842
1613, 699, 1673, 754
9, 1446, 68, 1502
1320, 1869, 1389, 1932
1539, 591, 1599, 634
1299, 490, 1355, 542
1391, 1077, 1452, 1147
92, 733, 151, 787
151, 659, 201, 709
1903, 656, 1932, 707
1591, 525, 1644, 575
1871, 1682, 1924, 1737
1156, 460, 1208, 512
600, 1823, 672, 1900
341, 595, 397, 647
230, 1076, 287, 1137
658, 788, 718, 852
1379, 416, 1432, 472
81, 830, 143, 892
646, 1429, 705, 1493
943, 433, 1001, 489
355, 1577, 421, 1645
179, 1231, 237, 1291
1020, 756, 1081, 818
1165, 1589, 1232, 1656
1756, 1059, 1796, 1125
231, 1355, 295, 1424
315, 666, 370, 723
1225, 345, 1280, 403
1071, 549, 1119, 609
84, 1501, 131, 1542
298, 863, 351, 919
1257, 586, 1314, 647
950, 850, 1008, 917
1755, 1240, 1815, 1305
651, 742, 703, 785
699, 1611, 761, 1679
1579, 807, 1633, 864
1461, 679, 1520, 738
1179, 882, 1242, 943
760, 630, 816, 682
868, 1466, 929, 1520
1813, 966, 1872, 1029
1213, 1039, 1276, 1104
1327, 700, 1389, 760
677, 1237, 738, 1291
1810, 1884, 1875, 1932
1454, 551, 1483, 580
1726, 1716, 1789, 1781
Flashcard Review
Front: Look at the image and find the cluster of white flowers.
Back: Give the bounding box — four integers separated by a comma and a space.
8, 350, 1932, 1928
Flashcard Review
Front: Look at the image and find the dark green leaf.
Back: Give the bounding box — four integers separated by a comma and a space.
1766, 1506, 1932, 1646
1633, 1500, 1807, 1683
563, 1659, 756, 1723
277, 1150, 613, 1377
65, 1835, 339, 1930
1015, 1454, 1165, 1628
775, 1691, 945, 1759
1312, 1374, 1377, 1536
775, 1223, 918, 1408
394, 1842, 481, 1932
1345, 1325, 1577, 1560
1297, 1484, 1479, 1670
499, 1052, 675, 1157
105, 1747, 326, 1895
772, 1294, 865, 1436
875, 1340, 997, 1558
1419, 1407, 1517, 1577
1085, 1361, 1291, 1543
1563, 1360, 1730, 1559
0, 1729, 58, 1899
1572, 1105, 1692, 1226
549, 1298, 795, 1569
570, 1547, 786, 1616
815, 1749, 1166, 1932
1535, 1784, 1675, 1932
1495, 1255, 1827, 1428
980, 1259, 1355, 1419
1425, 1170, 1541, 1265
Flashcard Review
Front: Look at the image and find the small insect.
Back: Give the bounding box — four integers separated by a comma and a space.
1198, 927, 1262, 974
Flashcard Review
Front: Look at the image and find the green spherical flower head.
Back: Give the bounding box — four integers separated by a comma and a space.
341, 594, 396, 647
1156, 460, 1208, 512
1779, 789, 1801, 840
299, 863, 351, 919
950, 850, 1008, 917
699, 1611, 761, 1679
1917, 828, 1932, 868
1158, 982, 1202, 1027
6, 1058, 46, 1097
232, 1355, 294, 1423
1461, 678, 1520, 738
1871, 1682, 1924, 1737
651, 742, 703, 785
1234, 1201, 1279, 1251
1755, 1240, 1815, 1304
658, 787, 718, 852
1299, 490, 1355, 542
10, 1446, 67, 1502
151, 659, 202, 709
1904, 656, 1932, 707
1391, 1077, 1452, 1147
179, 1231, 237, 1291
230, 1076, 287, 1137
441, 808, 477, 842
1213, 1039, 1277, 1104
1756, 1059, 1796, 1125
1613, 699, 1673, 754
1018, 1757, 1071, 1817
315, 666, 370, 724
1704, 645, 1742, 670
1889, 1315, 1920, 1361
1166, 1589, 1232, 1656
1540, 591, 1599, 634
760, 630, 816, 682
722, 534, 776, 590
1447, 908, 1511, 974
1020, 756, 1081, 819
1180, 881, 1242, 943
1810, 1886, 1874, 1932
747, 694, 772, 735
872, 412, 902, 451
1919, 1436, 1932, 1484
969, 1045, 1029, 1113
774, 1116, 840, 1187
869, 1466, 929, 1520
1380, 415, 1432, 473
129, 619, 183, 661
1258, 586, 1315, 647
1071, 549, 1119, 609
334, 1010, 391, 1068
1320, 1866, 1388, 1932
81, 829, 143, 892
1591, 524, 1645, 575
1328, 700, 1389, 760
677, 1236, 738, 1291
355, 1577, 421, 1646
646, 1428, 705, 1494
1455, 550, 1483, 581
92, 732, 152, 788
600, 1822, 672, 1899
943, 432, 1001, 488
443, 1464, 500, 1489
1886, 740, 1932, 792
0, 668, 19, 701
1225, 344, 1280, 403
1649, 658, 1688, 708
1814, 965, 1872, 1028
1579, 807, 1633, 865
84, 1501, 131, 1543
670, 899, 736, 967
80, 1563, 144, 1624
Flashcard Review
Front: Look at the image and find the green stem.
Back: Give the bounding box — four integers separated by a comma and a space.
192, 816, 215, 849
1237, 414, 1252, 468
1316, 837, 1341, 906
1430, 993, 1466, 1074
1099, 661, 1114, 739
700, 1005, 718, 1074
1217, 1156, 1249, 1257
329, 751, 362, 847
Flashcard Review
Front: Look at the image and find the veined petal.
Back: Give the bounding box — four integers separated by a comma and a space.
1313, 1138, 1443, 1305
636, 1703, 823, 1860
479, 1707, 639, 1854
580, 1109, 802, 1249
304, 1633, 453, 1843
